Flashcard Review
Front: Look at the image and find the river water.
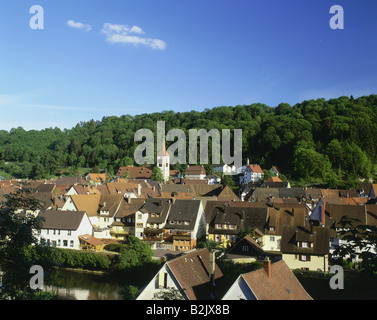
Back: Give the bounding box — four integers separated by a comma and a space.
47, 269, 126, 300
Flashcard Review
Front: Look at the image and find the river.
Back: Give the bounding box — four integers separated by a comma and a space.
47, 269, 127, 300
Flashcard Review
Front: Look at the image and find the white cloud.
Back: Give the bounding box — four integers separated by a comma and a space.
101, 23, 166, 50
129, 25, 145, 34
67, 20, 92, 32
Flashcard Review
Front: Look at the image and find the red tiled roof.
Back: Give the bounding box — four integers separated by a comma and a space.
167, 249, 224, 300
242, 259, 312, 300
247, 164, 264, 173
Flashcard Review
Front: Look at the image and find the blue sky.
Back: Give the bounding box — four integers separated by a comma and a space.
0, 0, 376, 131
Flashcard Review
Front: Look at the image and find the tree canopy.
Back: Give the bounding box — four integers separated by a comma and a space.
0, 94, 377, 188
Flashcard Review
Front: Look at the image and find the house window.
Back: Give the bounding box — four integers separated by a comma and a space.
299, 255, 311, 261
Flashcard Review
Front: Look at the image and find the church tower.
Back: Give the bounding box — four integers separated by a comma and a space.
157, 139, 170, 182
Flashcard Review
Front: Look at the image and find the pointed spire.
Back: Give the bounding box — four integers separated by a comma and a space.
158, 138, 168, 156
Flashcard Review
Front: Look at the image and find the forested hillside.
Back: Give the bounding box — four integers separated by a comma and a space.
1, 94, 377, 189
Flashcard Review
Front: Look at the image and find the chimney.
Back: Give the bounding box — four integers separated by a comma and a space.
263, 258, 271, 278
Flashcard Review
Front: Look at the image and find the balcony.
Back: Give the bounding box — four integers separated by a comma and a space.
143, 228, 164, 241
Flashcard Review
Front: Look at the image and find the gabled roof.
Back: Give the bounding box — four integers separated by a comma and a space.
165, 199, 201, 230
141, 198, 171, 224
209, 206, 268, 235
280, 225, 329, 255
116, 166, 152, 179
204, 200, 266, 224
324, 203, 366, 228
167, 248, 224, 300
226, 235, 265, 259
246, 164, 264, 174
87, 173, 107, 183
185, 166, 206, 175
216, 186, 240, 202
265, 176, 283, 183
239, 260, 312, 300
105, 181, 139, 194
38, 210, 88, 230
36, 184, 55, 193
98, 194, 123, 216
69, 194, 101, 216
266, 205, 308, 235
115, 198, 146, 219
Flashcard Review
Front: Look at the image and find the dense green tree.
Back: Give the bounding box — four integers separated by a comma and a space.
0, 190, 56, 300
0, 94, 377, 187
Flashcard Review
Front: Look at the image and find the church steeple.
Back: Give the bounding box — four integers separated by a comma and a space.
157, 139, 170, 182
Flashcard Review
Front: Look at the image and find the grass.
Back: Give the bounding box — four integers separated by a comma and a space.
293, 268, 377, 300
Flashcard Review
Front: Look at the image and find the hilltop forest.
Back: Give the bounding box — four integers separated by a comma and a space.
1, 94, 377, 189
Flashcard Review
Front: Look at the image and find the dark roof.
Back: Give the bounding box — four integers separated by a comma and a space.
165, 200, 201, 230
38, 210, 87, 230
208, 206, 268, 235
265, 205, 309, 235
167, 248, 224, 300
226, 235, 265, 259
251, 188, 306, 202
141, 198, 171, 224
36, 184, 55, 193
54, 176, 86, 185
115, 198, 146, 218
260, 182, 289, 188
280, 225, 330, 255
324, 204, 366, 229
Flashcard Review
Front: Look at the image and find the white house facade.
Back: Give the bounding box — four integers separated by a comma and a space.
34, 210, 93, 250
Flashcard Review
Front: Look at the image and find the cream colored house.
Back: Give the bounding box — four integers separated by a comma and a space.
280, 225, 330, 272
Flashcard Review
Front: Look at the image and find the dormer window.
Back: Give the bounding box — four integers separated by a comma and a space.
298, 241, 311, 248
